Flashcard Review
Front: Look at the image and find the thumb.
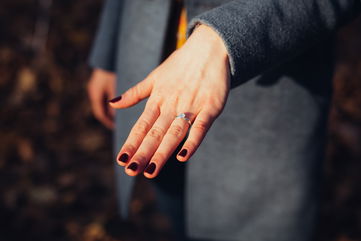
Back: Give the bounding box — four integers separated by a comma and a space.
109, 78, 152, 109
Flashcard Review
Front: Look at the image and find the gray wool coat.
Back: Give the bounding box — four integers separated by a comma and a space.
90, 0, 361, 240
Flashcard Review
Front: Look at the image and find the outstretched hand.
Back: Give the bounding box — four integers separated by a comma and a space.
109, 24, 230, 178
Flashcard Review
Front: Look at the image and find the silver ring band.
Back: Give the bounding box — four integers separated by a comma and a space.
175, 113, 192, 126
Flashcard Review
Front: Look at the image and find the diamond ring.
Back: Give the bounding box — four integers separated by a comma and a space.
175, 113, 192, 126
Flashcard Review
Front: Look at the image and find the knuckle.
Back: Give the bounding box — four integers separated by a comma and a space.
131, 84, 141, 100
144, 103, 160, 117
205, 97, 218, 106
133, 120, 150, 136
203, 105, 220, 117
203, 98, 223, 113
207, 108, 221, 119
133, 154, 147, 164
132, 85, 139, 96
153, 152, 166, 162
168, 124, 184, 138
147, 126, 164, 141
150, 91, 162, 104
123, 144, 136, 154
193, 119, 210, 132
185, 140, 197, 150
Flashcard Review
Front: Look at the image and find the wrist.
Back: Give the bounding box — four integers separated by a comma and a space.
185, 24, 229, 62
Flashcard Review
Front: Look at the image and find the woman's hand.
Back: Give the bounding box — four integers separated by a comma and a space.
109, 24, 230, 178
87, 68, 116, 129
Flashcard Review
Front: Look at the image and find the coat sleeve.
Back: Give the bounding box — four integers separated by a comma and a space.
88, 0, 122, 72
187, 0, 361, 87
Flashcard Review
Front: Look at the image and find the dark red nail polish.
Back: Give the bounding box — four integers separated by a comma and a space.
118, 153, 129, 163
144, 163, 156, 175
178, 149, 187, 157
127, 162, 138, 171
109, 95, 122, 103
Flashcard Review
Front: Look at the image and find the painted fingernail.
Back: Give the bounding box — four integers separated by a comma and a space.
144, 163, 156, 175
127, 162, 138, 171
109, 95, 122, 103
118, 153, 129, 163
178, 149, 187, 157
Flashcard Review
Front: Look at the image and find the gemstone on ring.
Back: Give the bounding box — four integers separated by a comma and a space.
178, 113, 186, 118
175, 113, 192, 125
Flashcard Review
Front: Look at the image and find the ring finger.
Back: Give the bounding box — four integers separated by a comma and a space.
143, 112, 194, 178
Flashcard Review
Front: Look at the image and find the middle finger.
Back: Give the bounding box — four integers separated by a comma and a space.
143, 112, 194, 178
125, 111, 174, 175
116, 104, 159, 166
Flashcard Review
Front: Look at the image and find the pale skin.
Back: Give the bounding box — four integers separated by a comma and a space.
88, 24, 230, 178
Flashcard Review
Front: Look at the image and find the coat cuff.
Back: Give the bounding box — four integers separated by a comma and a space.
187, 0, 361, 88
187, 2, 252, 88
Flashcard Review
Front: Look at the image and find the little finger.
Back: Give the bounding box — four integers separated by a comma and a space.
176, 111, 215, 162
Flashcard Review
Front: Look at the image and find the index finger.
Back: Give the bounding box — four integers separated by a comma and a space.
116, 102, 160, 166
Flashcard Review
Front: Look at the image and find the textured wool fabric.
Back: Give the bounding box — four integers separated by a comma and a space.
89, 0, 122, 72
187, 0, 361, 87
88, 0, 361, 240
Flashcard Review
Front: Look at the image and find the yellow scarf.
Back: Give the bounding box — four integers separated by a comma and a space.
176, 8, 187, 49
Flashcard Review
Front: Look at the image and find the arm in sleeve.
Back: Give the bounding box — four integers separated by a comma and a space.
187, 0, 361, 87
88, 0, 122, 72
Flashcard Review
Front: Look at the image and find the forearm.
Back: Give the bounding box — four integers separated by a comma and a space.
187, 0, 361, 87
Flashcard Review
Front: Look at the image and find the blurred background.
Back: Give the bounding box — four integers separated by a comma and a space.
0, 0, 360, 241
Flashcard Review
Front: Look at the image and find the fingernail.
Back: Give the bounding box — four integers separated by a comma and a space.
109, 95, 122, 103
178, 149, 187, 157
118, 153, 129, 163
144, 163, 156, 175
127, 162, 138, 171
